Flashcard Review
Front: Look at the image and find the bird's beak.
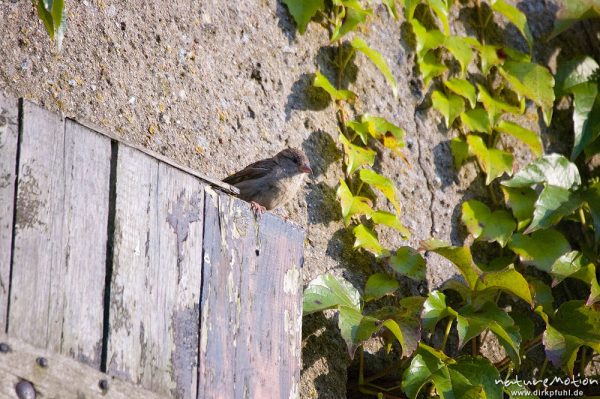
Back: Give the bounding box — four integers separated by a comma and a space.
300, 165, 312, 174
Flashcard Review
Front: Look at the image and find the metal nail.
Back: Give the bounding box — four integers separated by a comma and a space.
36, 357, 48, 368
99, 379, 109, 391
0, 342, 10, 353
15, 380, 36, 399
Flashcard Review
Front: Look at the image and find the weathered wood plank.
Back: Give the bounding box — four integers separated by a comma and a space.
0, 92, 19, 333
0, 333, 165, 399
8, 103, 111, 368
107, 145, 204, 398
198, 188, 304, 399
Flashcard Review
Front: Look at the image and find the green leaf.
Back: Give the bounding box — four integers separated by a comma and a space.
389, 246, 426, 281
555, 56, 600, 96
549, 251, 600, 305
421, 291, 457, 331
528, 278, 554, 314
371, 211, 410, 238
364, 273, 399, 301
331, 1, 372, 42
477, 44, 504, 74
411, 19, 444, 58
432, 90, 465, 128
359, 169, 401, 214
282, 0, 325, 34
314, 71, 357, 102
584, 182, 600, 242
447, 357, 502, 399
475, 267, 533, 306
501, 186, 537, 225
461, 199, 490, 238
467, 135, 513, 185
351, 37, 398, 97
336, 179, 373, 226
372, 300, 424, 357
426, 0, 451, 35
419, 51, 448, 88
461, 200, 516, 246
549, 0, 600, 39
339, 134, 376, 175
445, 79, 476, 108
525, 185, 583, 233
361, 114, 406, 153
353, 224, 389, 257
499, 61, 555, 125
443, 36, 475, 75
450, 136, 469, 169
490, 0, 533, 49
570, 82, 600, 160
338, 306, 364, 355
508, 229, 571, 272
421, 240, 479, 289
502, 153, 581, 190
460, 108, 491, 134
383, 0, 399, 19
37, 0, 66, 50
540, 300, 600, 374
303, 273, 361, 315
347, 119, 371, 144
495, 120, 542, 157
37, 0, 55, 39
477, 84, 524, 125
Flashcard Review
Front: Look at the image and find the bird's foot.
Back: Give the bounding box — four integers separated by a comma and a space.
250, 201, 266, 218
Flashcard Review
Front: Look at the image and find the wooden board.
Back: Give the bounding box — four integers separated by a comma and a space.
8, 103, 111, 368
0, 333, 164, 399
107, 145, 204, 398
198, 188, 304, 399
0, 93, 19, 333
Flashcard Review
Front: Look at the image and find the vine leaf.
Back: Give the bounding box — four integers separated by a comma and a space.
364, 273, 399, 301
331, 0, 372, 42
555, 56, 599, 96
411, 19, 445, 58
499, 61, 555, 125
450, 136, 469, 169
420, 52, 448, 88
370, 299, 425, 357
313, 71, 357, 102
502, 153, 581, 190
389, 246, 426, 281
490, 0, 533, 49
360, 114, 406, 155
550, 251, 600, 305
371, 210, 410, 238
461, 200, 516, 246
443, 36, 475, 75
475, 267, 533, 306
37, 0, 66, 50
337, 179, 373, 226
501, 186, 537, 228
477, 84, 523, 124
508, 229, 571, 273
421, 240, 480, 289
584, 182, 600, 242
359, 169, 401, 214
339, 134, 376, 175
461, 108, 491, 134
432, 90, 465, 128
570, 82, 600, 160
351, 37, 398, 97
477, 44, 505, 74
445, 79, 477, 108
549, 0, 600, 39
303, 273, 361, 315
526, 185, 582, 233
282, 0, 325, 34
421, 291, 457, 331
538, 300, 600, 374
528, 278, 554, 314
353, 224, 389, 257
467, 134, 513, 185
494, 120, 542, 157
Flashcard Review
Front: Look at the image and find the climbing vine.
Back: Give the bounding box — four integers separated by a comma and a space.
35, 0, 66, 50
285, 0, 600, 398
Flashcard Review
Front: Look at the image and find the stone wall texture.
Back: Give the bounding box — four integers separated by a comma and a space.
1, 0, 599, 397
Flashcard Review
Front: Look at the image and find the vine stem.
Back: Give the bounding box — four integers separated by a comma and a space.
440, 317, 454, 353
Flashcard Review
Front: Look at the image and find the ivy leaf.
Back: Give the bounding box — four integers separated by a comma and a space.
331, 0, 372, 42
490, 0, 533, 49
549, 0, 600, 39
432, 90, 465, 128
303, 273, 361, 315
351, 37, 398, 97
282, 0, 325, 34
467, 134, 513, 185
499, 61, 555, 125
383, 0, 399, 19
372, 299, 425, 357
371, 210, 410, 238
584, 182, 600, 242
359, 169, 401, 214
339, 134, 376, 175
314, 71, 357, 102
461, 200, 516, 246
338, 306, 365, 356
508, 229, 571, 272
502, 153, 581, 190
549, 251, 600, 305
525, 185, 583, 233
37, 0, 66, 50
555, 56, 600, 96
390, 246, 426, 281
421, 291, 457, 331
353, 224, 389, 257
411, 19, 444, 58
461, 199, 491, 238
528, 278, 554, 314
475, 267, 533, 306
336, 179, 373, 226
364, 273, 399, 301
495, 120, 542, 157
420, 51, 448, 88
501, 186, 537, 226
450, 136, 469, 169
426, 0, 451, 35
347, 119, 371, 144
443, 36, 475, 75
539, 300, 600, 374
421, 239, 480, 289
460, 108, 491, 134
445, 79, 477, 108
361, 114, 406, 153
477, 84, 523, 124
570, 82, 600, 160
477, 44, 504, 74
447, 357, 502, 399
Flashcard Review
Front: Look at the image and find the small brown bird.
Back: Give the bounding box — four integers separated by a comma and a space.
223, 148, 312, 213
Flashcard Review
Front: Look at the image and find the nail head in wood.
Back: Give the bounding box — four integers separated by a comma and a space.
36, 357, 48, 368
15, 380, 36, 399
0, 342, 10, 353
99, 379, 109, 392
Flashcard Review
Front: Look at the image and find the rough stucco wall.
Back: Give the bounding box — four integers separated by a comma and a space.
1, 0, 600, 397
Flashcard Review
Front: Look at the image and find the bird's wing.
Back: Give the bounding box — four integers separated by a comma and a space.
223, 158, 278, 185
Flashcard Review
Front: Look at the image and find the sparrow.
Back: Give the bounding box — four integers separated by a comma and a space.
223, 148, 312, 213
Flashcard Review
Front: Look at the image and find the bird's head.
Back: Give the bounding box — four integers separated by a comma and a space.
277, 148, 312, 175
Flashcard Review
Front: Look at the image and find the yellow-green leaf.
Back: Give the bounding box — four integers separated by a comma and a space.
282, 0, 325, 34
443, 36, 475, 75
477, 84, 524, 124
331, 0, 372, 42
491, 0, 533, 49
353, 224, 389, 257
314, 71, 357, 102
337, 179, 373, 225
460, 108, 491, 134
351, 37, 398, 97
419, 52, 447, 88
432, 90, 465, 128
495, 120, 542, 157
339, 134, 376, 175
359, 169, 401, 215
444, 78, 476, 108
371, 210, 410, 239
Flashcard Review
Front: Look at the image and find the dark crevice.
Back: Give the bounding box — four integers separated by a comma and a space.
5, 97, 24, 333
100, 141, 118, 372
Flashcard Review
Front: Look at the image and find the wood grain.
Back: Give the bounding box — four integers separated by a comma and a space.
0, 92, 19, 333
198, 188, 304, 399
107, 145, 204, 398
0, 333, 164, 399
8, 102, 111, 367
